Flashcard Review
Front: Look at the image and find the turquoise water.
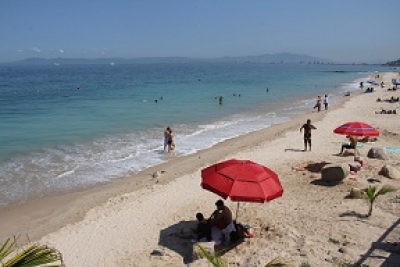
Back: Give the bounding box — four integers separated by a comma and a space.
0, 62, 391, 206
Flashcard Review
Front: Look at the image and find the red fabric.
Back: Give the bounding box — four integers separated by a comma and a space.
333, 121, 380, 137
201, 159, 284, 203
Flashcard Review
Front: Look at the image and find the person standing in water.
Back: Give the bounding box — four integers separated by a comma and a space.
300, 119, 317, 151
164, 127, 172, 152
323, 94, 329, 110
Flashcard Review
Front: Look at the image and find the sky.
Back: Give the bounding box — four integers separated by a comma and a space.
1, 0, 399, 64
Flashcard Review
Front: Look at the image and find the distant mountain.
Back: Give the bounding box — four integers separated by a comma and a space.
9, 53, 333, 65
384, 59, 400, 66
215, 53, 332, 64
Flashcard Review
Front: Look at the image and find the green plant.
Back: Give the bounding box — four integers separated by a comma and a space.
196, 244, 227, 267
299, 263, 311, 267
0, 236, 63, 267
362, 185, 397, 217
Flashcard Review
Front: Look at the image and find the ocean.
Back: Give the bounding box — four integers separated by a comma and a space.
0, 62, 391, 206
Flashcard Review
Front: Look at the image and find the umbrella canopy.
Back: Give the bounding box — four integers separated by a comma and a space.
333, 121, 379, 137
201, 159, 283, 203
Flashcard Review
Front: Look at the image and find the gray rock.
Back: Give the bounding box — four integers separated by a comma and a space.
150, 249, 165, 256
367, 147, 389, 160
349, 187, 364, 199
380, 165, 400, 179
321, 163, 350, 182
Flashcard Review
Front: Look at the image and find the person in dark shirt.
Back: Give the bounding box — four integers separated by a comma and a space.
195, 213, 212, 242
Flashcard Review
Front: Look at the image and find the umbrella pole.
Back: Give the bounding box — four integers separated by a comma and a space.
235, 202, 240, 221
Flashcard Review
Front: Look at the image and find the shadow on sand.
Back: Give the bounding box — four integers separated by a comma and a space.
304, 161, 331, 173
339, 210, 368, 219
355, 218, 400, 266
158, 220, 247, 264
284, 148, 304, 152
158, 220, 197, 264
310, 179, 341, 187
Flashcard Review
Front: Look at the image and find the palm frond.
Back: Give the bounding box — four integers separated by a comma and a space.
196, 244, 227, 267
0, 237, 63, 267
0, 237, 17, 263
377, 185, 397, 196
362, 185, 377, 200
362, 185, 397, 217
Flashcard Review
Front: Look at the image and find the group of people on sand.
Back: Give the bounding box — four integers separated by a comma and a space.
195, 200, 234, 245
299, 119, 364, 156
194, 200, 251, 245
163, 127, 175, 153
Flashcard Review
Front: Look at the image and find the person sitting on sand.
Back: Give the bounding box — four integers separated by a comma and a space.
209, 200, 235, 245
375, 109, 397, 114
195, 213, 212, 242
340, 135, 359, 155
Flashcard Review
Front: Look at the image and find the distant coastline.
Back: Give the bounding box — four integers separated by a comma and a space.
1, 53, 396, 66
0, 53, 335, 65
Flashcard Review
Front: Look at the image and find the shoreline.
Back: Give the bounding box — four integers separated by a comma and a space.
1, 72, 399, 266
0, 88, 353, 242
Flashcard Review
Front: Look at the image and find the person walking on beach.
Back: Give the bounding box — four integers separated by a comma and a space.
323, 94, 329, 110
300, 119, 317, 151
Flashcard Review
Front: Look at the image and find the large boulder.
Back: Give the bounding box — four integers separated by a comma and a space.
379, 165, 400, 180
349, 187, 364, 199
321, 163, 350, 182
367, 147, 389, 160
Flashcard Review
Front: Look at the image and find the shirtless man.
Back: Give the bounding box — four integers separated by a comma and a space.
300, 119, 317, 151
340, 135, 359, 155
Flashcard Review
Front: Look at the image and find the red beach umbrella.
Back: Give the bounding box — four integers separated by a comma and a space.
333, 121, 380, 137
201, 159, 283, 218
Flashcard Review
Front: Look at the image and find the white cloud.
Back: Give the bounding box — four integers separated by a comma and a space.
32, 47, 42, 53
59, 49, 64, 53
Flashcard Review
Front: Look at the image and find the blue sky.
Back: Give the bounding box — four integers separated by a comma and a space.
1, 0, 399, 63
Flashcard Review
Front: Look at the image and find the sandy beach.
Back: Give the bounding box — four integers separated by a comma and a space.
1, 72, 400, 266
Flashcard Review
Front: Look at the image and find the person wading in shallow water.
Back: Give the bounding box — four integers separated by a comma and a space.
300, 119, 317, 151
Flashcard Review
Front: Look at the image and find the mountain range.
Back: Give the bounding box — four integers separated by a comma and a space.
8, 53, 333, 65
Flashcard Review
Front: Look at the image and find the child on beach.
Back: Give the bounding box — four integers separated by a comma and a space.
195, 213, 212, 242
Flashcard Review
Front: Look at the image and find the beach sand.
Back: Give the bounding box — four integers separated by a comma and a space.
1, 72, 400, 266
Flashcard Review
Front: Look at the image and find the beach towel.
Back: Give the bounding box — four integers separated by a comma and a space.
342, 142, 363, 148
385, 147, 400, 154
